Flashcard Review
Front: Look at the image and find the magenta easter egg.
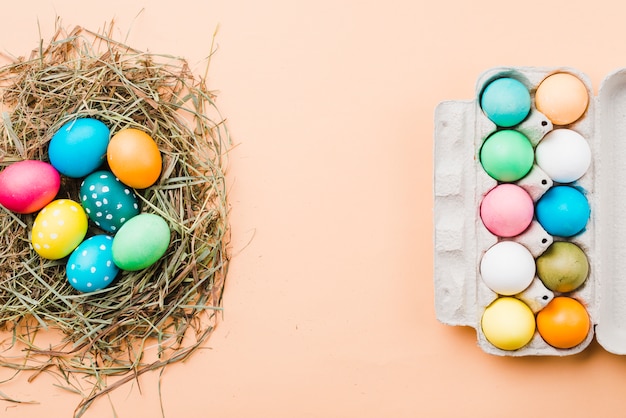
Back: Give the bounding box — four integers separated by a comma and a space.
0, 160, 61, 214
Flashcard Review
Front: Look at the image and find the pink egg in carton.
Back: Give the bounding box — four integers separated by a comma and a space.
433, 66, 626, 356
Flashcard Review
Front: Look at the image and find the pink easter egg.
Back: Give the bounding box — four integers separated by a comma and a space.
0, 160, 61, 214
480, 184, 534, 237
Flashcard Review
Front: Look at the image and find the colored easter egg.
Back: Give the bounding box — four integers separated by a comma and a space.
535, 129, 591, 183
0, 160, 60, 214
111, 213, 170, 271
480, 184, 534, 237
80, 171, 140, 233
536, 297, 590, 349
31, 199, 88, 260
536, 241, 589, 293
481, 297, 535, 351
535, 73, 589, 126
480, 77, 531, 127
48, 118, 110, 178
480, 241, 535, 296
479, 130, 534, 182
536, 186, 590, 237
67, 235, 119, 293
107, 128, 162, 189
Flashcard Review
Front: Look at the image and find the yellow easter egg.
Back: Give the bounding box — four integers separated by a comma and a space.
481, 297, 535, 351
31, 199, 88, 260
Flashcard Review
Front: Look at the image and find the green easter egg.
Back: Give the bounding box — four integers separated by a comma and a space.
112, 213, 170, 271
480, 130, 534, 182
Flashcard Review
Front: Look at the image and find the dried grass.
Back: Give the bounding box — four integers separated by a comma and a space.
0, 21, 230, 416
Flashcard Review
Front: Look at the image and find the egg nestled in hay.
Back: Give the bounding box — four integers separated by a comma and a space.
107, 128, 162, 189
48, 117, 110, 178
31, 199, 88, 260
80, 170, 140, 233
0, 160, 61, 214
67, 235, 119, 293
112, 213, 171, 271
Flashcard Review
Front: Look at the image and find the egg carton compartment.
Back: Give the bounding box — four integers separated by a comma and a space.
433, 66, 609, 356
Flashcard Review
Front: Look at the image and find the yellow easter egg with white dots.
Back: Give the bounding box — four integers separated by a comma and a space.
32, 199, 88, 260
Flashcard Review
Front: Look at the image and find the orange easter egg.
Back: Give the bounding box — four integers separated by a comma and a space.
106, 128, 162, 189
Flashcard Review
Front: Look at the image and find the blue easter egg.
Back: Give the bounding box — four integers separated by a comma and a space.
480, 78, 531, 127
536, 186, 590, 237
67, 235, 119, 293
48, 118, 110, 178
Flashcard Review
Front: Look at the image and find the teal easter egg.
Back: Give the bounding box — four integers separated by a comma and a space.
80, 171, 140, 233
111, 213, 170, 271
480, 78, 531, 127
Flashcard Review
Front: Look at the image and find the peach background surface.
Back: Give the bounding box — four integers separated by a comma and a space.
3, 0, 626, 417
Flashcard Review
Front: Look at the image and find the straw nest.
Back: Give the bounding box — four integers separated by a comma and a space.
0, 23, 229, 415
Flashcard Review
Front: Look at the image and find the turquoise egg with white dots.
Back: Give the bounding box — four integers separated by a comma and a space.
80, 170, 140, 233
67, 235, 119, 293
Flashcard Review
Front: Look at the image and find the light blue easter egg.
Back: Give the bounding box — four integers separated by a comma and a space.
480, 78, 531, 127
67, 235, 119, 293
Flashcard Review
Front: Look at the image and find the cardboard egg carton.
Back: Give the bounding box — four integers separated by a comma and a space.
434, 66, 626, 356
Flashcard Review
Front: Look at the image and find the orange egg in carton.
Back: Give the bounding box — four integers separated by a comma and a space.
434, 66, 626, 356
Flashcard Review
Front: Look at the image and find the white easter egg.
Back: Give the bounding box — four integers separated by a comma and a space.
480, 241, 535, 296
535, 129, 591, 183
